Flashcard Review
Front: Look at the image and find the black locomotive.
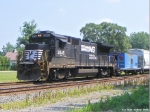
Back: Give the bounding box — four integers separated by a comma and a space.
17, 30, 117, 81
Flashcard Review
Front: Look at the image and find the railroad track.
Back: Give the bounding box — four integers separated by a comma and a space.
0, 74, 149, 96
0, 81, 47, 88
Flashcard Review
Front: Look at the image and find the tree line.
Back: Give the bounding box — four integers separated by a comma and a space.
80, 22, 149, 52
0, 20, 149, 55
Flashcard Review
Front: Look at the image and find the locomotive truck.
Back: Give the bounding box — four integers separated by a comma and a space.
17, 30, 117, 81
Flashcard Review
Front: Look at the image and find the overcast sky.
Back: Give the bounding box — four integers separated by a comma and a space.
0, 0, 149, 51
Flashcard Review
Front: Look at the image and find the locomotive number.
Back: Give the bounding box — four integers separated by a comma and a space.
58, 50, 65, 56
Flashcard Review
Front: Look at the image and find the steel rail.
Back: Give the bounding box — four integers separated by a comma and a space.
0, 74, 148, 96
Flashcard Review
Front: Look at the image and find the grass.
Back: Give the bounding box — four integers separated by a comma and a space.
0, 71, 18, 82
71, 85, 149, 112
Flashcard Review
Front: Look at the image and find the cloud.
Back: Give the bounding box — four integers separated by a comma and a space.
96, 18, 112, 24
107, 0, 121, 3
59, 8, 65, 13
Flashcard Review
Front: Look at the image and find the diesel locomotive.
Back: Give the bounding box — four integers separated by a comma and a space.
17, 30, 117, 81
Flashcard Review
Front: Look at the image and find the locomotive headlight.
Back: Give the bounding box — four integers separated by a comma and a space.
34, 58, 37, 61
20, 58, 22, 61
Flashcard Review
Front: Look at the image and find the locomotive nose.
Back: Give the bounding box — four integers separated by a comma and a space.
17, 64, 41, 81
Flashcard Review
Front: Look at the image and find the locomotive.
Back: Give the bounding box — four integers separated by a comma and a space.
17, 30, 117, 81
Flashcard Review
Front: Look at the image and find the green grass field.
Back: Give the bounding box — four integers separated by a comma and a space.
0, 71, 18, 82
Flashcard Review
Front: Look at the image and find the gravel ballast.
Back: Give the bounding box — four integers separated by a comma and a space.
0, 89, 127, 112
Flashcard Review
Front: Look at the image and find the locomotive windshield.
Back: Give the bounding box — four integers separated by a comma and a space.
29, 38, 49, 44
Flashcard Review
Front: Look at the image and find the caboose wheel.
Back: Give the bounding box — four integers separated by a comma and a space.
133, 71, 137, 75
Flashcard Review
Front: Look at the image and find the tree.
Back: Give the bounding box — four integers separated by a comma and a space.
80, 23, 99, 42
0, 43, 14, 56
0, 51, 3, 56
80, 22, 132, 52
129, 32, 149, 50
4, 42, 15, 52
16, 20, 38, 52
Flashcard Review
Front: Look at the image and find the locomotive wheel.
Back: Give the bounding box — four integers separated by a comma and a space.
96, 73, 102, 78
63, 71, 69, 80
56, 69, 69, 80
101, 69, 110, 77
96, 70, 102, 78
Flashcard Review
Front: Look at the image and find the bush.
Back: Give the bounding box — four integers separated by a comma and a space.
0, 56, 10, 70
72, 85, 149, 112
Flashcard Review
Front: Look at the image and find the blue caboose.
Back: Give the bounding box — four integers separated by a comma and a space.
110, 52, 140, 75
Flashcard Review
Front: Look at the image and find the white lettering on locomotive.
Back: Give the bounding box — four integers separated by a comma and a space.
25, 50, 43, 60
58, 50, 65, 56
81, 45, 95, 53
89, 54, 97, 59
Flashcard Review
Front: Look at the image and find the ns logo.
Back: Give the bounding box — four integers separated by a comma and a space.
81, 45, 95, 53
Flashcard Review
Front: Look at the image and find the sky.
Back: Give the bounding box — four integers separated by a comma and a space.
0, 0, 149, 51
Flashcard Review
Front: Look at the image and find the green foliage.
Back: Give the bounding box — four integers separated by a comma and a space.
129, 32, 149, 50
0, 56, 10, 70
80, 22, 132, 52
16, 20, 38, 52
72, 85, 149, 112
0, 51, 4, 56
4, 42, 15, 52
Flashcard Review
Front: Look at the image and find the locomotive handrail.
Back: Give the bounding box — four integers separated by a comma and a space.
48, 46, 54, 60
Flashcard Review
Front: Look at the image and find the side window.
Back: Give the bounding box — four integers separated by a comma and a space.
56, 39, 66, 49
58, 40, 66, 49
59, 40, 63, 49
119, 55, 123, 62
